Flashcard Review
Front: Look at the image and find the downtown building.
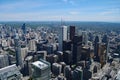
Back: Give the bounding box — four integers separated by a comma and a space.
31, 59, 51, 80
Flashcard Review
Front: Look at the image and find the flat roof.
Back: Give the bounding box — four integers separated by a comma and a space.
32, 61, 48, 69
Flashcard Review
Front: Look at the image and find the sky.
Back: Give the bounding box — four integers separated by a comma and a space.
0, 0, 120, 22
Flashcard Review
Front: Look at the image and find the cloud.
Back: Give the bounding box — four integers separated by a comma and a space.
100, 8, 120, 15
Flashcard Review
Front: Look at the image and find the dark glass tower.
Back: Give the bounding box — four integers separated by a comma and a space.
72, 35, 82, 64
21, 23, 26, 34
70, 26, 75, 41
94, 36, 99, 61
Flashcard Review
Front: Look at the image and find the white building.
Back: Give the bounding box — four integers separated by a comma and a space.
29, 39, 36, 51
58, 26, 68, 51
0, 64, 22, 80
0, 54, 9, 69
20, 47, 28, 61
31, 59, 51, 80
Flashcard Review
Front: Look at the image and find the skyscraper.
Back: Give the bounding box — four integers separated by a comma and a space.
58, 26, 68, 51
21, 23, 26, 34
14, 33, 23, 67
0, 54, 9, 69
94, 36, 99, 61
72, 66, 83, 80
70, 26, 75, 41
72, 35, 82, 64
82, 31, 88, 45
29, 39, 36, 51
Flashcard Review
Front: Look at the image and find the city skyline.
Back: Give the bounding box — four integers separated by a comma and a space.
0, 0, 120, 22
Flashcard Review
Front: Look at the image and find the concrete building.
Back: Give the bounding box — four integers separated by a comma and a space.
0, 54, 9, 68
29, 39, 36, 51
72, 66, 83, 80
31, 59, 51, 80
52, 63, 62, 76
0, 64, 22, 80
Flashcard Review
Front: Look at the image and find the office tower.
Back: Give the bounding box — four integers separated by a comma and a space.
52, 63, 62, 76
14, 33, 23, 67
21, 23, 26, 34
62, 26, 68, 41
25, 56, 33, 76
70, 26, 75, 41
36, 51, 47, 60
56, 51, 63, 62
0, 64, 23, 80
94, 36, 99, 61
82, 31, 88, 45
0, 54, 9, 68
63, 40, 72, 51
64, 66, 72, 80
81, 46, 90, 61
102, 34, 109, 60
59, 62, 66, 73
29, 39, 36, 51
98, 43, 107, 67
46, 54, 58, 64
31, 59, 51, 80
72, 35, 82, 64
58, 26, 68, 51
83, 69, 92, 80
93, 65, 97, 73
43, 44, 54, 54
63, 50, 72, 65
1, 39, 8, 48
72, 66, 83, 80
36, 40, 47, 51
20, 46, 28, 62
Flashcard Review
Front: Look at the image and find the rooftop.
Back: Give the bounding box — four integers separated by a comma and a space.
32, 61, 48, 69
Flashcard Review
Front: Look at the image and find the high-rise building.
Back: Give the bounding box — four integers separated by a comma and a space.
31, 59, 51, 80
94, 36, 100, 61
46, 54, 58, 64
64, 66, 72, 80
82, 31, 88, 45
29, 39, 36, 51
20, 45, 28, 62
83, 69, 92, 80
0, 54, 9, 68
36, 51, 47, 60
62, 26, 68, 41
55, 51, 63, 62
72, 35, 82, 64
98, 43, 107, 67
72, 66, 83, 80
14, 33, 23, 67
63, 50, 72, 65
81, 46, 90, 61
0, 64, 23, 80
102, 34, 109, 60
63, 40, 72, 51
52, 63, 62, 76
70, 26, 75, 41
21, 23, 26, 34
58, 26, 68, 51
